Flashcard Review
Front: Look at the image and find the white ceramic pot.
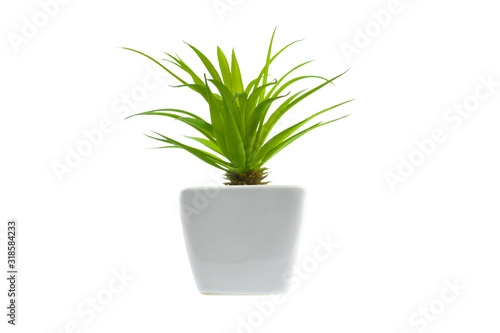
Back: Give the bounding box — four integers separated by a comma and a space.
180, 185, 305, 295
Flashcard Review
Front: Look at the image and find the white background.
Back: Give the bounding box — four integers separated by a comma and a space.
1, 0, 499, 332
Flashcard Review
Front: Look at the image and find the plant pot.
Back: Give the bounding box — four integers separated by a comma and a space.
180, 185, 305, 295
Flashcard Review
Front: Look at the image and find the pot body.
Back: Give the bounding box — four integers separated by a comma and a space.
180, 185, 305, 295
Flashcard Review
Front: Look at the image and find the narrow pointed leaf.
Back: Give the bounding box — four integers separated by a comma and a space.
259, 27, 277, 101
271, 75, 330, 98
262, 70, 349, 141
126, 109, 215, 142
126, 108, 204, 121
122, 48, 187, 85
230, 49, 244, 94
270, 38, 303, 63
265, 60, 314, 98
246, 94, 287, 156
208, 79, 246, 168
253, 104, 351, 164
148, 132, 230, 170
244, 80, 277, 121
164, 53, 204, 86
217, 47, 232, 89
186, 136, 224, 155
177, 117, 216, 142
257, 116, 349, 168
208, 78, 242, 129
151, 145, 177, 149
171, 83, 208, 101
185, 42, 223, 82
204, 77, 228, 157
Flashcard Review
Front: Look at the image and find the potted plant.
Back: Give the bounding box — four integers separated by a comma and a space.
124, 29, 352, 295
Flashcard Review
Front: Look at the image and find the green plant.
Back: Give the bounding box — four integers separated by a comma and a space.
124, 29, 352, 185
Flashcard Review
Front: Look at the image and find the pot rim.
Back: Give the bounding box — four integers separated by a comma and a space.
181, 185, 305, 192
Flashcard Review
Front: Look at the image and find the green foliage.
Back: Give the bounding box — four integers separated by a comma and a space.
124, 28, 352, 178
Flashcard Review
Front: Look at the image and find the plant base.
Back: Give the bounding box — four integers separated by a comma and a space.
224, 168, 269, 185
